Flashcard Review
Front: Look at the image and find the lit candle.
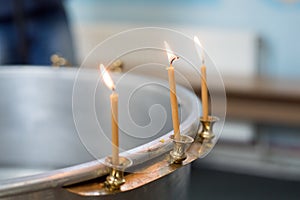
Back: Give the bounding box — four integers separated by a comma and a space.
164, 41, 180, 141
194, 36, 209, 121
100, 64, 119, 165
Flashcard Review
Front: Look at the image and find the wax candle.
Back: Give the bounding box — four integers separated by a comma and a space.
110, 91, 119, 165
194, 36, 209, 121
201, 66, 208, 121
164, 41, 180, 141
100, 64, 119, 165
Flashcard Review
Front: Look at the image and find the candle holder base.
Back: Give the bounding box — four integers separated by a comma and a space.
104, 156, 132, 191
170, 135, 194, 164
198, 116, 219, 143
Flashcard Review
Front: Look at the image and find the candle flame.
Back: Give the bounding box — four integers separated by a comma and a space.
164, 41, 178, 64
194, 36, 205, 64
99, 64, 115, 91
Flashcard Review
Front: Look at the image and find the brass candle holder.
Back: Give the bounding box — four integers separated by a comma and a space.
104, 156, 132, 191
170, 135, 194, 164
198, 116, 219, 143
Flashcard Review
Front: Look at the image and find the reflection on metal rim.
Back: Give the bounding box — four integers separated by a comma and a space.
0, 66, 204, 199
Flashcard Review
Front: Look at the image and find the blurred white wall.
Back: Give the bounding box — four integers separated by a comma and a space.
72, 23, 259, 77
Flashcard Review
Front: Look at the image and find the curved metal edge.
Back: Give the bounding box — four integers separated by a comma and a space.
64, 124, 212, 197
0, 67, 201, 198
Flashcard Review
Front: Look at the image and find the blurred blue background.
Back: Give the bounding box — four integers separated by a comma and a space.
66, 0, 300, 78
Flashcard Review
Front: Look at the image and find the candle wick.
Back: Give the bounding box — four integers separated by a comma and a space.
170, 56, 179, 65
112, 86, 116, 92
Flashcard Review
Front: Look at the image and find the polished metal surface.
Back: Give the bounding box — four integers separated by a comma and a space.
0, 67, 200, 199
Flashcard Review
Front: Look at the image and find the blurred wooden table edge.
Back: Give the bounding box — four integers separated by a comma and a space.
195, 75, 300, 127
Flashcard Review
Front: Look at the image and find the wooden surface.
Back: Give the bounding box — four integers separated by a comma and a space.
197, 75, 300, 127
